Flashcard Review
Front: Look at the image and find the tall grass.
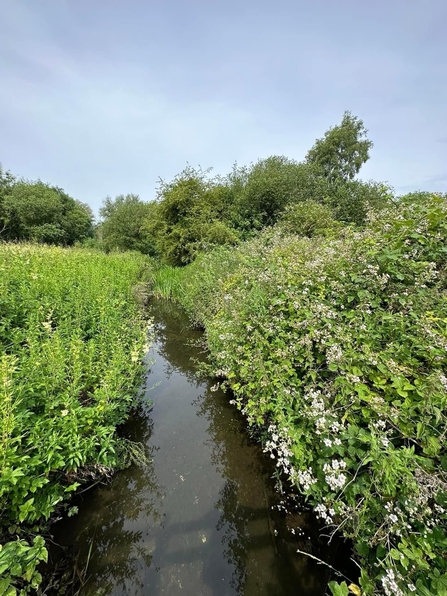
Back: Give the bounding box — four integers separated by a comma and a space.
0, 243, 151, 593
148, 265, 185, 300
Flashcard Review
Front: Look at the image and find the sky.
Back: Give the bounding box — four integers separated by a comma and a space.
1, 0, 446, 214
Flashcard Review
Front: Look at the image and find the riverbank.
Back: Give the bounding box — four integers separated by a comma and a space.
47, 300, 343, 596
155, 194, 447, 596
0, 244, 151, 594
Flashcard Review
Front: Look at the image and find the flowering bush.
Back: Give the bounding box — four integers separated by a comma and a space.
0, 244, 151, 594
175, 194, 447, 595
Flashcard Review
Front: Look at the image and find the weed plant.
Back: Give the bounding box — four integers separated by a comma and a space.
0, 244, 151, 594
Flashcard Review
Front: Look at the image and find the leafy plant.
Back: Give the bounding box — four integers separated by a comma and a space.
172, 193, 447, 596
0, 244, 152, 593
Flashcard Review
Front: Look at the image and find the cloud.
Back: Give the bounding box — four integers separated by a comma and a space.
1, 0, 447, 211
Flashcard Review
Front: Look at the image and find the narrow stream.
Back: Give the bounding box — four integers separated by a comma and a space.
50, 301, 339, 595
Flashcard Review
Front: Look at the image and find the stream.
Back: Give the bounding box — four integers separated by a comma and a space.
50, 301, 341, 595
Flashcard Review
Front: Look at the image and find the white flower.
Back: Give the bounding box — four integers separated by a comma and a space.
326, 344, 343, 364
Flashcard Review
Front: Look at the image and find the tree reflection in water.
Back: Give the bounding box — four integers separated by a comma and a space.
194, 382, 332, 596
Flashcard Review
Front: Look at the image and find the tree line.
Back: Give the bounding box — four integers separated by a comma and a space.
1, 112, 404, 260
0, 168, 94, 245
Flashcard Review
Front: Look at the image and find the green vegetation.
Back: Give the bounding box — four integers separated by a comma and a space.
305, 111, 373, 183
0, 244, 151, 594
99, 194, 156, 254
164, 193, 447, 596
98, 113, 391, 263
2, 111, 446, 595
0, 166, 93, 246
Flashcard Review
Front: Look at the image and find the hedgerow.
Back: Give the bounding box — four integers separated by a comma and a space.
174, 194, 447, 596
0, 244, 151, 594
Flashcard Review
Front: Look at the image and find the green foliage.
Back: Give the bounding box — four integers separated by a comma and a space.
140, 113, 388, 264
145, 167, 239, 266
99, 194, 156, 255
277, 200, 339, 237
0, 244, 151, 593
234, 157, 334, 230
0, 536, 47, 594
173, 194, 447, 595
0, 165, 16, 237
328, 179, 394, 225
2, 181, 93, 245
148, 265, 185, 300
306, 111, 373, 183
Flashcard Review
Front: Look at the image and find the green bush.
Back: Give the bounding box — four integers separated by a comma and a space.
277, 200, 339, 237
99, 194, 156, 255
174, 194, 447, 596
0, 244, 151, 593
145, 167, 240, 265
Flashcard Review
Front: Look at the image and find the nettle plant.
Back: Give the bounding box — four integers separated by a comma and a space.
189, 195, 447, 595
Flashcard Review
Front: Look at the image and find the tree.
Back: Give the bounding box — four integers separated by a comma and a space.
0, 164, 16, 236
327, 179, 393, 224
145, 167, 239, 265
2, 181, 94, 244
99, 194, 155, 254
306, 111, 373, 183
232, 157, 333, 231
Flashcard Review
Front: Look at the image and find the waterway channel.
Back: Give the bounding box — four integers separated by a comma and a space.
50, 301, 340, 595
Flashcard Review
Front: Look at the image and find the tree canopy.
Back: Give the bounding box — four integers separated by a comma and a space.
306, 111, 373, 183
0, 112, 396, 258
0, 173, 93, 245
99, 194, 156, 254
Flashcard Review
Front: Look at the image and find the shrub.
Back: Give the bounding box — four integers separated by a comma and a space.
174, 194, 447, 596
277, 200, 339, 237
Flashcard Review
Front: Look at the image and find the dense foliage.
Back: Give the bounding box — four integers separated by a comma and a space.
98, 113, 391, 263
0, 244, 151, 594
99, 194, 156, 254
164, 193, 447, 596
306, 111, 373, 184
0, 166, 93, 246
144, 167, 239, 265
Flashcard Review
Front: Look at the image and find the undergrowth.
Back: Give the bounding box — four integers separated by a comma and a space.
169, 195, 447, 596
0, 244, 152, 595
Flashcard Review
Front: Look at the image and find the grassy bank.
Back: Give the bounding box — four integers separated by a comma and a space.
0, 244, 151, 594
161, 195, 447, 596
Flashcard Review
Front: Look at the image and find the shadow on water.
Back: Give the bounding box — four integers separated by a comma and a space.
48, 300, 345, 596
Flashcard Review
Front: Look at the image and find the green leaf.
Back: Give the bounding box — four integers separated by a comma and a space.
328, 581, 350, 596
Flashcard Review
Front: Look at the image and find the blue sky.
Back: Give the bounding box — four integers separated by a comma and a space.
1, 0, 446, 213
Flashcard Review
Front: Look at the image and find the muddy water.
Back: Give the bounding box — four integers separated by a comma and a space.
51, 301, 338, 595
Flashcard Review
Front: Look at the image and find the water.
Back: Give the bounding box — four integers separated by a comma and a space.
50, 301, 340, 595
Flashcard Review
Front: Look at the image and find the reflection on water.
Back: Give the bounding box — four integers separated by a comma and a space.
50, 301, 336, 595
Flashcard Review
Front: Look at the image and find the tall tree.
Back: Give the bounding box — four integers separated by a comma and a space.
305, 111, 373, 183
